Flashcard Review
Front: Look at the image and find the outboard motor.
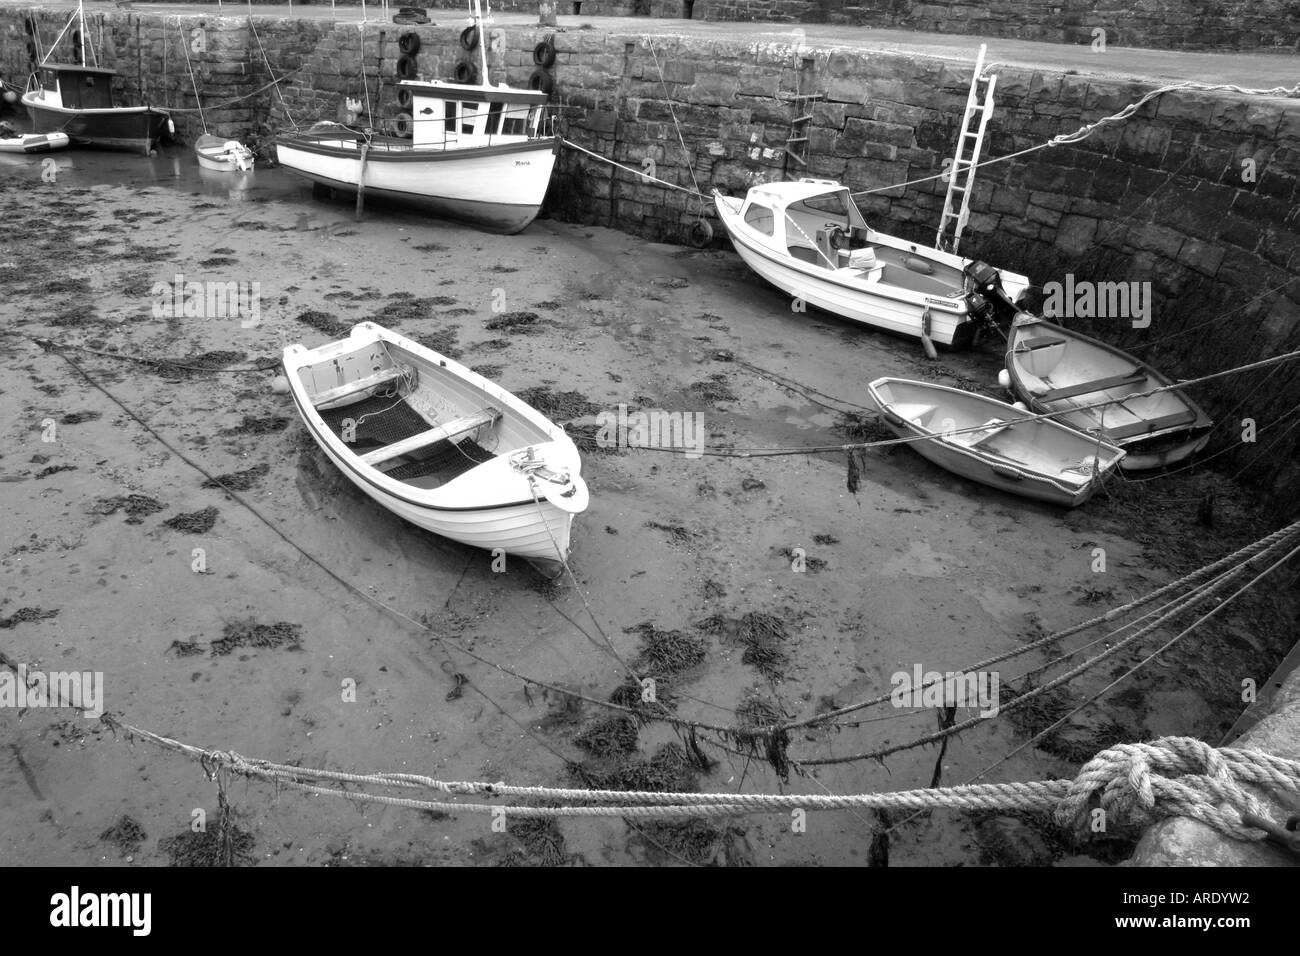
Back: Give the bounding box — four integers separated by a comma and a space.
963, 260, 1022, 328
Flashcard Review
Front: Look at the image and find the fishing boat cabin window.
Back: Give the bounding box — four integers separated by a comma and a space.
744, 203, 775, 236
500, 107, 529, 137
461, 101, 480, 135
486, 101, 503, 136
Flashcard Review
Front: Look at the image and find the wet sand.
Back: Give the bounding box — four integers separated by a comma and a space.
1, 143, 1293, 867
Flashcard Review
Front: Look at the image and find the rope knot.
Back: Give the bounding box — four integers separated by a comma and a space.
1056, 736, 1269, 840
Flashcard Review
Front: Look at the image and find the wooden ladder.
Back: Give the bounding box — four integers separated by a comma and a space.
935, 44, 997, 255
782, 56, 823, 176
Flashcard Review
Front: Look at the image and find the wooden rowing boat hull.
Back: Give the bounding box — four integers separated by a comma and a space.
284, 322, 588, 571
869, 377, 1126, 507
1004, 316, 1213, 471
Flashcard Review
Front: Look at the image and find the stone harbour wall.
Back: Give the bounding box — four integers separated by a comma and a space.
123, 0, 1300, 52
3, 6, 1299, 506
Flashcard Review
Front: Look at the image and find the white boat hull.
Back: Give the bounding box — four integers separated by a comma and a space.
284, 323, 587, 571
0, 131, 69, 153
276, 132, 558, 234
869, 377, 1126, 508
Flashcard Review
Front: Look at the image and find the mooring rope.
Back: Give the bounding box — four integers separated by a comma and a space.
97, 716, 1300, 844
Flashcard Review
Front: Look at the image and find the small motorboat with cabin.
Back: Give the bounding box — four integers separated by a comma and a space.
869, 376, 1126, 507
284, 322, 589, 573
275, 0, 557, 233
713, 179, 1032, 349
21, 2, 171, 155
1003, 314, 1213, 471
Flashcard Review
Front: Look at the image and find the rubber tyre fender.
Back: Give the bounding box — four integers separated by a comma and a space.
453, 61, 479, 85
532, 41, 556, 68
396, 55, 418, 80
527, 68, 554, 94
398, 32, 421, 56
687, 219, 714, 248
394, 112, 413, 137
460, 26, 480, 51
397, 86, 413, 109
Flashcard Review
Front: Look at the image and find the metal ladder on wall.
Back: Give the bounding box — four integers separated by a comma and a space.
935, 44, 997, 254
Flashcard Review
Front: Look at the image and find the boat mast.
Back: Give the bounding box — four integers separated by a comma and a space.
474, 0, 490, 87
77, 0, 86, 67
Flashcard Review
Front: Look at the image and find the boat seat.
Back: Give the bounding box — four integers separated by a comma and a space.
311, 366, 406, 409
943, 418, 1010, 448
1104, 409, 1197, 441
362, 407, 501, 467
1017, 336, 1068, 352
1039, 370, 1147, 402
889, 402, 936, 428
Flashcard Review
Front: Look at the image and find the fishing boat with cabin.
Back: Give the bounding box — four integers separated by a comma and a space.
275, 0, 557, 233
21, 1, 172, 155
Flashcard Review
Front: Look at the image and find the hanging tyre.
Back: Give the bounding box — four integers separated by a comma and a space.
532, 40, 556, 68
687, 219, 713, 248
398, 32, 421, 56
396, 55, 418, 80
528, 68, 554, 94
460, 26, 480, 51
397, 86, 413, 108
394, 112, 413, 137
453, 61, 478, 84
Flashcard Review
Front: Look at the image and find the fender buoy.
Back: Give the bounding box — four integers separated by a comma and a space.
533, 40, 557, 68
398, 32, 421, 56
73, 30, 82, 50
997, 369, 1012, 391
460, 26, 480, 51
453, 61, 478, 85
527, 68, 554, 94
25, 17, 34, 35
397, 86, 413, 108
396, 55, 418, 80
394, 112, 413, 137
687, 219, 713, 248
903, 256, 935, 275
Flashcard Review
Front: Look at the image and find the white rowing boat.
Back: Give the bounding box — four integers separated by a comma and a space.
195, 133, 255, 172
713, 178, 1032, 349
869, 376, 1126, 507
284, 322, 589, 574
1003, 315, 1213, 471
0, 129, 69, 153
